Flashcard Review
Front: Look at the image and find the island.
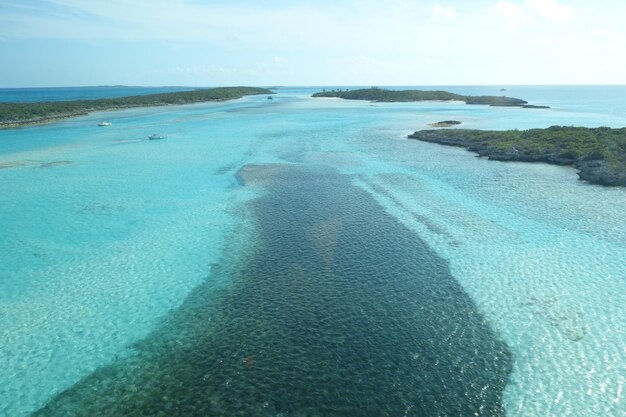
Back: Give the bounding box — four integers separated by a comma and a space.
429, 120, 462, 127
520, 104, 551, 109
408, 126, 626, 186
0, 86, 273, 128
312, 87, 548, 108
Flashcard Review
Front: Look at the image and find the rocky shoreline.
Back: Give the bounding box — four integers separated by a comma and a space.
408, 128, 626, 187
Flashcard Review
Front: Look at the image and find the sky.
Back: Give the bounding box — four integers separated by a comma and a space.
1, 0, 626, 87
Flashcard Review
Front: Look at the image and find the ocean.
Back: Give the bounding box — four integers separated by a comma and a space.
0, 86, 624, 416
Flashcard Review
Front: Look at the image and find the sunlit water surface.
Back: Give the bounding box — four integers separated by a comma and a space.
0, 86, 624, 416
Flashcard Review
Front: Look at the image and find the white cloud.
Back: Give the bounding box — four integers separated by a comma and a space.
494, 0, 573, 25
430, 4, 457, 22
495, 1, 521, 19
2, 0, 626, 85
525, 0, 573, 23
494, 1, 527, 27
0, 0, 435, 56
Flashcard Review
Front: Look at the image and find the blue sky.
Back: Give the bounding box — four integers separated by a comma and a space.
1, 0, 625, 87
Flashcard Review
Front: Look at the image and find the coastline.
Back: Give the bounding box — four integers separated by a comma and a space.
311, 88, 548, 108
0, 87, 273, 129
0, 112, 89, 129
408, 128, 626, 187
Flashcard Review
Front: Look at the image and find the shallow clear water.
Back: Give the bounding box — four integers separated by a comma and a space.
0, 87, 624, 416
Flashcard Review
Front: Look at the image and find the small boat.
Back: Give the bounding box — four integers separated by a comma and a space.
148, 134, 167, 140
267, 96, 273, 100
98, 121, 112, 126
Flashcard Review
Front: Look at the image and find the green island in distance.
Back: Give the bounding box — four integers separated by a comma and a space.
0, 86, 273, 128
3, 85, 624, 186
429, 120, 462, 127
409, 126, 626, 187
311, 87, 550, 108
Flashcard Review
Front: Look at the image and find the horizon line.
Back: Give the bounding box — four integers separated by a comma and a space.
2, 83, 626, 89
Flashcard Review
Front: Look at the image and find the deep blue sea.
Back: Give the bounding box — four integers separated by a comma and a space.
0, 86, 624, 417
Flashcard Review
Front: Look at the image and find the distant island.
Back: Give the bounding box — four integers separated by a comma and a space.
408, 126, 626, 186
429, 120, 462, 127
312, 88, 549, 108
0, 86, 273, 128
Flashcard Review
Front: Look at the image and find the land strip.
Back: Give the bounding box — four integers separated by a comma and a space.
0, 87, 273, 128
312, 88, 547, 108
408, 126, 626, 186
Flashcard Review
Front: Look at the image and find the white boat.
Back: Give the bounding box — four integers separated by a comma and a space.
148, 134, 167, 140
98, 121, 112, 126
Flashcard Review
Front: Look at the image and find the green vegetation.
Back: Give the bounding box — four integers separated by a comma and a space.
313, 88, 465, 102
464, 96, 527, 106
312, 88, 540, 107
429, 120, 462, 127
0, 86, 273, 128
408, 126, 626, 186
521, 104, 551, 109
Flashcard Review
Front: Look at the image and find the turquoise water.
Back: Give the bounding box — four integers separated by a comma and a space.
0, 87, 625, 416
